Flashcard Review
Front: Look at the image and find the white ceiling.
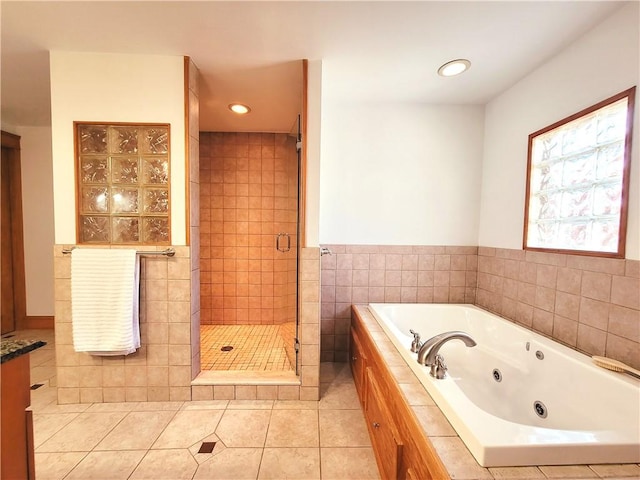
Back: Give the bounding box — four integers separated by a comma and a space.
1, 1, 625, 133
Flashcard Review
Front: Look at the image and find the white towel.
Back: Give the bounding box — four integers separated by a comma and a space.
71, 248, 140, 355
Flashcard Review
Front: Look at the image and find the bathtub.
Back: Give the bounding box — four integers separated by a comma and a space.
368, 303, 640, 467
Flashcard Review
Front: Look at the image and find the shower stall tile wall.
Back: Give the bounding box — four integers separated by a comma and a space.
199, 132, 298, 327
187, 58, 201, 382
188, 247, 321, 401
320, 244, 478, 362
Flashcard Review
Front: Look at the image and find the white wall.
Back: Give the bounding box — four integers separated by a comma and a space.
479, 3, 640, 259
319, 101, 484, 245
49, 51, 186, 245
16, 126, 55, 316
305, 60, 322, 246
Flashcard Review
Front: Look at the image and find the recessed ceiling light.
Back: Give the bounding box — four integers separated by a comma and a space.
229, 103, 251, 114
437, 59, 471, 77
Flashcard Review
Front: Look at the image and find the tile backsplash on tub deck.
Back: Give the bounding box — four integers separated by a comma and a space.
320, 244, 639, 369
320, 245, 478, 362
476, 247, 640, 370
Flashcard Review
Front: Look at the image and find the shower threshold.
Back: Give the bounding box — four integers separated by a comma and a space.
192, 369, 300, 386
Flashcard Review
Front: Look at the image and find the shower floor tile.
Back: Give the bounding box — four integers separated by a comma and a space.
200, 325, 293, 372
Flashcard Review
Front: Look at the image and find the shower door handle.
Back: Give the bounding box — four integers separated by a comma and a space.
276, 233, 291, 253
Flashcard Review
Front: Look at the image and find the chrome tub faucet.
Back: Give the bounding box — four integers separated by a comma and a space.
416, 331, 477, 379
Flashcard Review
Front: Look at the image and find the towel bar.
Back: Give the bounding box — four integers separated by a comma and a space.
62, 247, 176, 257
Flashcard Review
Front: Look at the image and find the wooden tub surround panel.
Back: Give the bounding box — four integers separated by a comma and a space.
350, 306, 450, 480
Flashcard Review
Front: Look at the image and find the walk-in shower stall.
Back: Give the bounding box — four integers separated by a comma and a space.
198, 128, 300, 375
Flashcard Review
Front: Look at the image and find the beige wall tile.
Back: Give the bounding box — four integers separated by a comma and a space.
611, 275, 640, 309
213, 386, 235, 400
581, 271, 612, 302
55, 300, 72, 324
576, 323, 606, 356
168, 258, 191, 280
147, 323, 169, 344
169, 387, 192, 401
299, 387, 319, 401
301, 365, 319, 387
553, 315, 578, 347
579, 297, 610, 330
147, 366, 169, 386
625, 260, 640, 278
566, 255, 625, 275
103, 387, 126, 403
300, 281, 319, 302
125, 366, 148, 387
144, 258, 168, 279
54, 279, 71, 302
125, 387, 147, 402
554, 291, 580, 320
234, 385, 257, 400
169, 366, 191, 386
301, 344, 320, 366
606, 333, 640, 370
146, 301, 169, 323
168, 301, 191, 323
556, 267, 582, 295
147, 387, 170, 402
145, 279, 168, 301
54, 256, 71, 279
169, 323, 191, 345
57, 366, 81, 387
277, 386, 300, 400
608, 305, 640, 342
191, 385, 214, 400
146, 345, 169, 366
532, 308, 553, 336
517, 283, 536, 305
80, 388, 103, 403
57, 388, 80, 404
534, 286, 555, 312
103, 366, 125, 387
167, 279, 191, 301
169, 345, 191, 366
256, 385, 278, 400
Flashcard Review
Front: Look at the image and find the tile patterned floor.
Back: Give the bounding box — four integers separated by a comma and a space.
9, 329, 378, 479
200, 325, 293, 372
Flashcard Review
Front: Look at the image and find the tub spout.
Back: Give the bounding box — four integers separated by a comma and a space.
416, 331, 477, 379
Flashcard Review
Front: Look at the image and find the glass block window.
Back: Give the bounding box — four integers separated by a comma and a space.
524, 87, 635, 257
76, 123, 170, 245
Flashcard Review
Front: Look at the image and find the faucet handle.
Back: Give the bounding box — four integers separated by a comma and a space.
430, 354, 448, 379
409, 330, 422, 353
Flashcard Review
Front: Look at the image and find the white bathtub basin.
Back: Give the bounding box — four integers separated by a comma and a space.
368, 303, 640, 467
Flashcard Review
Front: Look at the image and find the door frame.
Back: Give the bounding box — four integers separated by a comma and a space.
1, 131, 27, 332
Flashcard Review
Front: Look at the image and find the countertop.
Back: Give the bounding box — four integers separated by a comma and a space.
1, 338, 46, 364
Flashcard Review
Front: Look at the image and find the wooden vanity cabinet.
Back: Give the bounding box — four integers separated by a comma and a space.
350, 307, 450, 480
1, 353, 36, 480
349, 327, 367, 405
365, 368, 403, 479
